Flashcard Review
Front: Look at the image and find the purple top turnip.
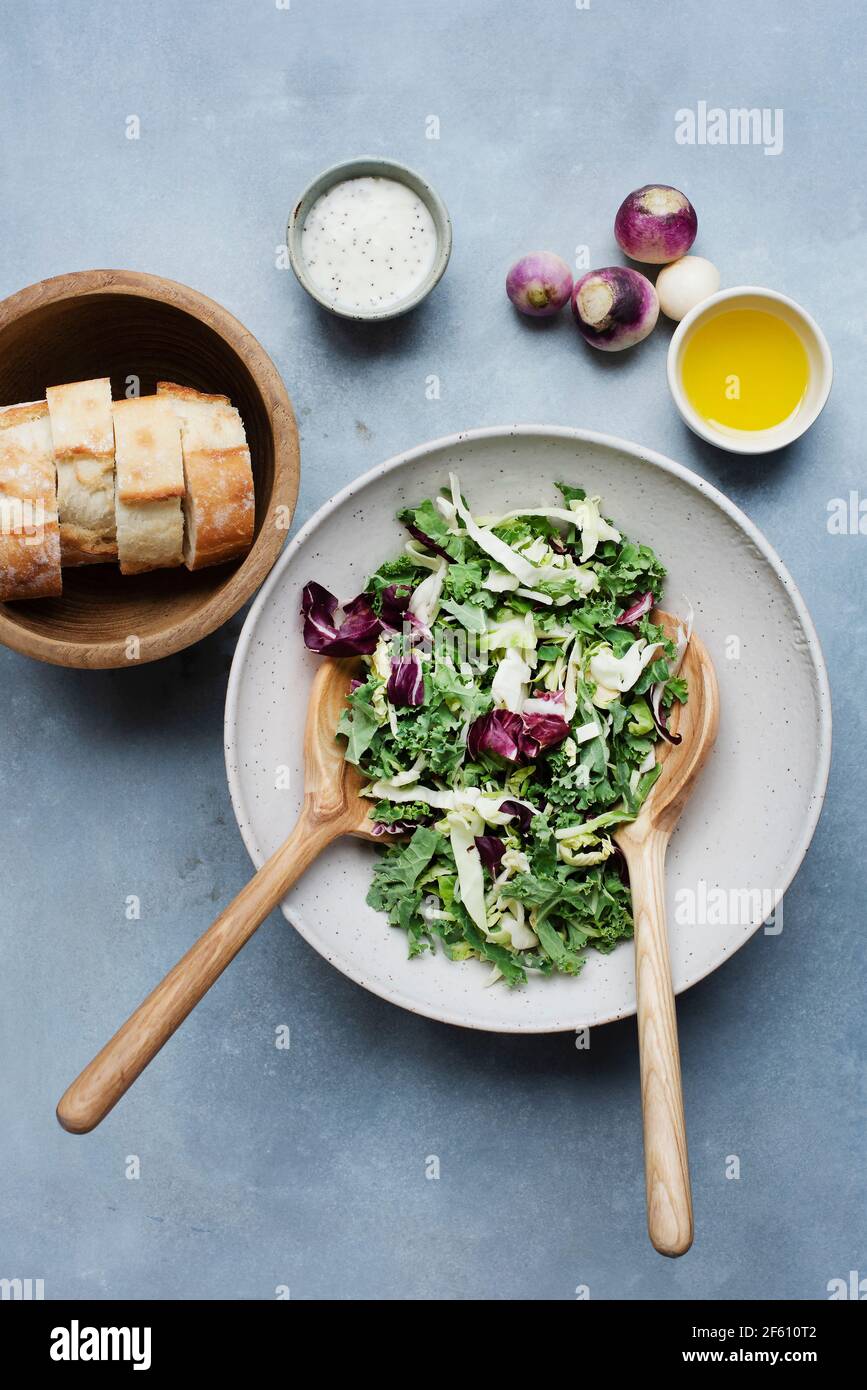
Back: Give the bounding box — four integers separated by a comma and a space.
614, 185, 698, 264
506, 252, 573, 317
571, 266, 659, 351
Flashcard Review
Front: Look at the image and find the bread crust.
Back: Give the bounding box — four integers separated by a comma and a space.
181, 447, 255, 569
155, 381, 232, 408
46, 378, 117, 565
46, 377, 114, 458
0, 400, 62, 601
156, 383, 254, 571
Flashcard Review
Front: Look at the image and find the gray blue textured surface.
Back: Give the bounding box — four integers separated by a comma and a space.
1, 0, 864, 1301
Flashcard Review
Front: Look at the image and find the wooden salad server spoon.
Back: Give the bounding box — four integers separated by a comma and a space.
614, 611, 719, 1258
57, 657, 375, 1135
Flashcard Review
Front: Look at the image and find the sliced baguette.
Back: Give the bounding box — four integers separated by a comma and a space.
0, 401, 62, 601
46, 377, 117, 565
156, 382, 255, 570
112, 396, 184, 575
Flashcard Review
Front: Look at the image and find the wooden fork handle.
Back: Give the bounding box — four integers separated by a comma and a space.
622, 828, 693, 1257
56, 812, 338, 1135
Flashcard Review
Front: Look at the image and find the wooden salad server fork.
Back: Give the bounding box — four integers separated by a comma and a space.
615, 611, 719, 1257
57, 657, 375, 1135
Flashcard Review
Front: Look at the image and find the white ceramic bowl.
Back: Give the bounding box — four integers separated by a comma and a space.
224, 426, 832, 1033
667, 286, 833, 454
286, 157, 452, 322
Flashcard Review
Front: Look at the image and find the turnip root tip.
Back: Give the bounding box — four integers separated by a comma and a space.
571, 266, 659, 351
506, 252, 573, 317
614, 184, 698, 265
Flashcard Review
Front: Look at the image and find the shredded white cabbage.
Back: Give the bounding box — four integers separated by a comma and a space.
491, 647, 533, 712
445, 808, 487, 932
449, 473, 542, 587
404, 540, 444, 572
572, 720, 601, 744
476, 498, 621, 561
480, 611, 537, 655
588, 639, 663, 706
449, 474, 599, 596
408, 558, 447, 627
389, 755, 427, 787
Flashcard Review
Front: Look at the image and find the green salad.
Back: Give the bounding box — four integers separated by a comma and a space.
301, 474, 689, 985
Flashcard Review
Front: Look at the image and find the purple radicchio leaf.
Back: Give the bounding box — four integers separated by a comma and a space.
386, 651, 425, 707
474, 835, 506, 876
608, 843, 631, 886
519, 689, 570, 756
378, 583, 413, 629
404, 521, 452, 562
467, 696, 568, 765
379, 582, 432, 648
520, 712, 570, 756
498, 799, 533, 833
616, 590, 654, 627
466, 709, 525, 763
650, 688, 682, 745
649, 602, 691, 745
371, 819, 423, 837
301, 582, 382, 656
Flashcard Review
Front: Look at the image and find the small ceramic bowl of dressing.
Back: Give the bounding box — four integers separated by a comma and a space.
287, 157, 452, 322
667, 286, 833, 454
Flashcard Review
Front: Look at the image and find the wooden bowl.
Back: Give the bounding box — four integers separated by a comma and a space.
0, 269, 300, 668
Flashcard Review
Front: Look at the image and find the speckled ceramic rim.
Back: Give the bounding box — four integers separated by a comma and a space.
225, 425, 832, 1033
667, 285, 834, 455
286, 157, 452, 321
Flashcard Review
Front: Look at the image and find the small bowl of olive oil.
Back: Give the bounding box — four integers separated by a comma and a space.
667, 286, 832, 454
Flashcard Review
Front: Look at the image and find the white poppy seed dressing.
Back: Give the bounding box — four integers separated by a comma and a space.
300, 176, 438, 314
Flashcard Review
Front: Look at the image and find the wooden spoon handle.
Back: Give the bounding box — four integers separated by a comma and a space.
56, 812, 338, 1135
626, 828, 693, 1256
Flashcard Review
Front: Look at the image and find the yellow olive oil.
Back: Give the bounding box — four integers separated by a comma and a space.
681, 309, 809, 432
